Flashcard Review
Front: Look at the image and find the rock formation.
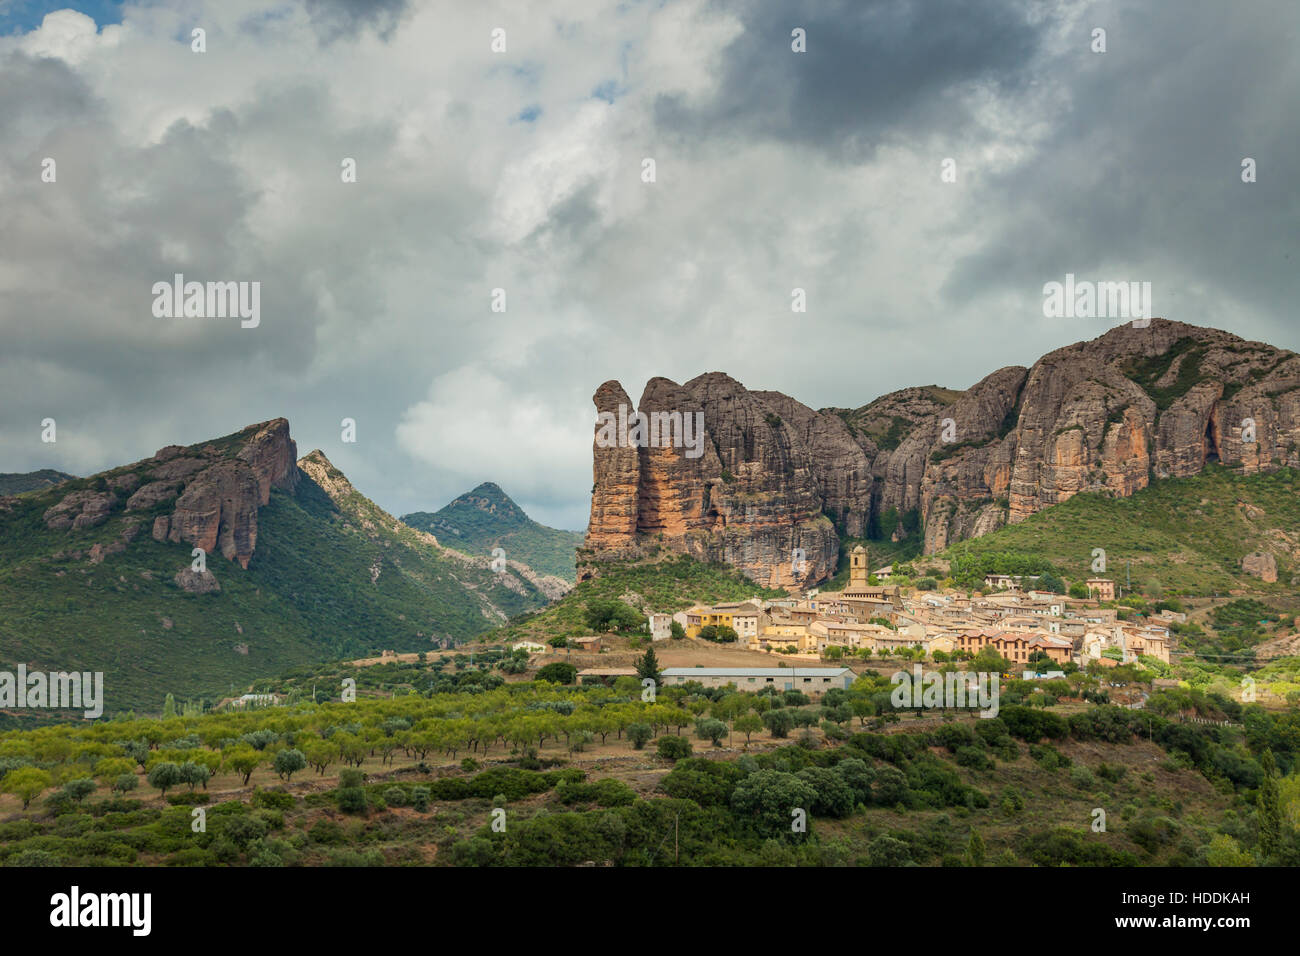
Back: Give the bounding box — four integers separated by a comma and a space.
1241, 551, 1278, 583
583, 319, 1300, 583
41, 418, 300, 568
582, 374, 839, 589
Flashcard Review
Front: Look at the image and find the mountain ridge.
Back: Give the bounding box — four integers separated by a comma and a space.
0, 470, 77, 495
402, 481, 584, 583
581, 318, 1300, 588
0, 421, 557, 712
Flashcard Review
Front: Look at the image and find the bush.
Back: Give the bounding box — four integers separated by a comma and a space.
8, 849, 60, 867
1096, 761, 1128, 784
556, 778, 637, 807
795, 767, 855, 817
336, 787, 367, 814
220, 815, 269, 849
165, 791, 210, 806
62, 778, 96, 804
955, 746, 992, 771
251, 789, 296, 811
867, 835, 913, 866
411, 786, 430, 812
763, 709, 795, 739
338, 769, 365, 789
627, 723, 653, 750
655, 736, 693, 761
309, 819, 346, 845
536, 663, 577, 685
999, 706, 1069, 742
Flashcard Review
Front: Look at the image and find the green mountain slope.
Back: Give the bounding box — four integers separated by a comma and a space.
932, 465, 1300, 602
402, 482, 584, 581
0, 433, 556, 715
480, 555, 786, 645
0, 470, 76, 495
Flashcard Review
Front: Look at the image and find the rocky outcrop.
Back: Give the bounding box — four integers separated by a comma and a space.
1241, 551, 1278, 583
127, 482, 181, 510
43, 490, 117, 530
174, 567, 221, 593
872, 321, 1300, 553
582, 374, 837, 588
585, 381, 641, 554
39, 418, 300, 569
753, 391, 873, 536
585, 320, 1300, 579
168, 460, 263, 567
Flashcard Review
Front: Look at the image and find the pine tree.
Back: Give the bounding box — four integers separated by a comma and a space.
636, 646, 662, 685
966, 828, 986, 867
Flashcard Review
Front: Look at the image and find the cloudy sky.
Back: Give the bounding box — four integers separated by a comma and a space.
1, 0, 1296, 531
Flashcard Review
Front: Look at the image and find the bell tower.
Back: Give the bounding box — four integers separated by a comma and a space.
849, 545, 868, 590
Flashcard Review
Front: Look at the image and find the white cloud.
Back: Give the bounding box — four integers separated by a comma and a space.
395, 365, 592, 513
0, 0, 1295, 532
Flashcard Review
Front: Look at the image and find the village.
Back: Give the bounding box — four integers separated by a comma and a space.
509, 546, 1178, 696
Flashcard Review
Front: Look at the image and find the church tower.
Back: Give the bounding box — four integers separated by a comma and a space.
849, 544, 869, 590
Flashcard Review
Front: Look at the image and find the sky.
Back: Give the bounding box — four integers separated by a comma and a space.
0, 0, 1296, 532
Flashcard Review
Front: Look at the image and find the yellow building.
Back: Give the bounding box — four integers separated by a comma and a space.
754, 620, 814, 652
685, 602, 762, 640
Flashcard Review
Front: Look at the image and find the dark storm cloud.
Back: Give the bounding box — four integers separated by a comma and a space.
654, 0, 1048, 159
0, 51, 92, 140
1, 0, 1296, 531
941, 0, 1300, 341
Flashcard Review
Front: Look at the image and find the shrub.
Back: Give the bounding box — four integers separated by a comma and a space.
250, 789, 296, 811
220, 815, 269, 849
309, 819, 346, 845
655, 736, 693, 761
338, 769, 365, 789
536, 663, 577, 685
61, 778, 96, 804
763, 709, 795, 739
384, 786, 408, 807
336, 787, 367, 814
955, 746, 992, 771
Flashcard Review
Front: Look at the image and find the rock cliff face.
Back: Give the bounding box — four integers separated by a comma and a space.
581, 374, 837, 588
583, 319, 1300, 581
43, 418, 300, 568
